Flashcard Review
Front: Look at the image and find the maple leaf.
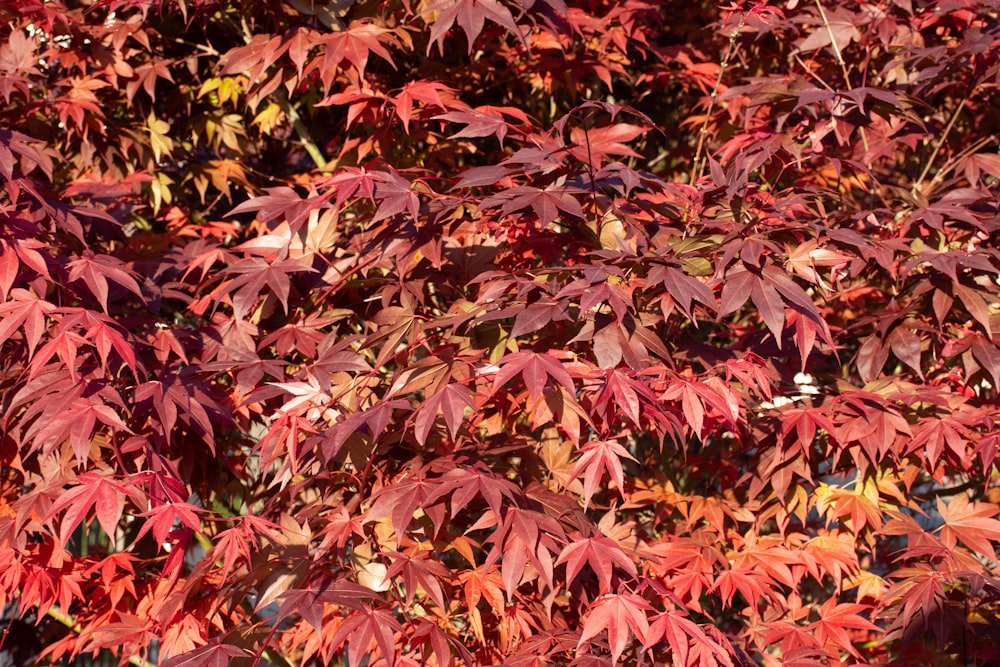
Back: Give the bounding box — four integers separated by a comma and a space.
0, 128, 50, 181
577, 593, 652, 664
647, 263, 717, 321
907, 414, 972, 469
77, 311, 140, 378
134, 501, 203, 547
0, 288, 57, 358
391, 80, 453, 133
483, 506, 566, 598
318, 22, 397, 79
125, 60, 173, 104
798, 5, 862, 53
834, 393, 912, 465
28, 395, 131, 461
661, 377, 741, 440
160, 642, 252, 667
366, 474, 441, 545
329, 607, 403, 667
0, 236, 49, 301
785, 239, 851, 289
81, 615, 157, 660
591, 368, 659, 427
368, 169, 421, 222
47, 473, 143, 546
884, 567, 945, 634
221, 33, 288, 83
435, 104, 530, 145
645, 609, 735, 667
936, 495, 1000, 559
219, 256, 316, 317
410, 616, 471, 667
555, 535, 636, 593
569, 439, 637, 509
209, 514, 282, 580
133, 375, 226, 451
568, 123, 647, 168
26, 328, 87, 382
801, 533, 859, 586
509, 297, 573, 338
480, 184, 587, 226
414, 382, 476, 443
424, 0, 523, 54
228, 186, 333, 232
815, 479, 885, 533
493, 350, 578, 400
808, 599, 879, 657
423, 463, 522, 517
384, 549, 453, 610
66, 251, 144, 313
460, 564, 507, 615
319, 399, 410, 462
146, 112, 174, 162
720, 265, 833, 358
712, 566, 778, 614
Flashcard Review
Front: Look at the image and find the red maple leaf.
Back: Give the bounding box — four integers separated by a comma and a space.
161, 642, 252, 667
937, 495, 1000, 559
47, 473, 143, 546
577, 592, 652, 663
424, 0, 523, 54
569, 439, 637, 508
493, 350, 578, 400
556, 535, 637, 593
329, 607, 403, 667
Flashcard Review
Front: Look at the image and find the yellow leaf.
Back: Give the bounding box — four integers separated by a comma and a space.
146, 113, 173, 162
252, 101, 286, 135
149, 172, 174, 213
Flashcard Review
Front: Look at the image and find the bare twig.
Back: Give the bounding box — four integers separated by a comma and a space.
580, 112, 601, 226
913, 97, 967, 195
690, 10, 746, 184
274, 87, 329, 170
928, 134, 997, 191
794, 53, 834, 92
174, 37, 221, 57
813, 0, 869, 153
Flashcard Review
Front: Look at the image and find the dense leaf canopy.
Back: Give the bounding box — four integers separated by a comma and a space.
1, 0, 1000, 665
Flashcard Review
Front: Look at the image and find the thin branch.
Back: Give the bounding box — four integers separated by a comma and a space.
794, 53, 835, 92
174, 37, 221, 57
273, 87, 329, 170
690, 11, 746, 184
913, 97, 968, 195
921, 477, 982, 500
813, 0, 869, 153
928, 134, 998, 190
580, 112, 601, 226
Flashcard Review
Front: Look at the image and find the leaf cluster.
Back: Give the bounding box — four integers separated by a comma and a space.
2, 0, 1000, 666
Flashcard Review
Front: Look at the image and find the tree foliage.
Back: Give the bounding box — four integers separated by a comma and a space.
1, 0, 1000, 665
